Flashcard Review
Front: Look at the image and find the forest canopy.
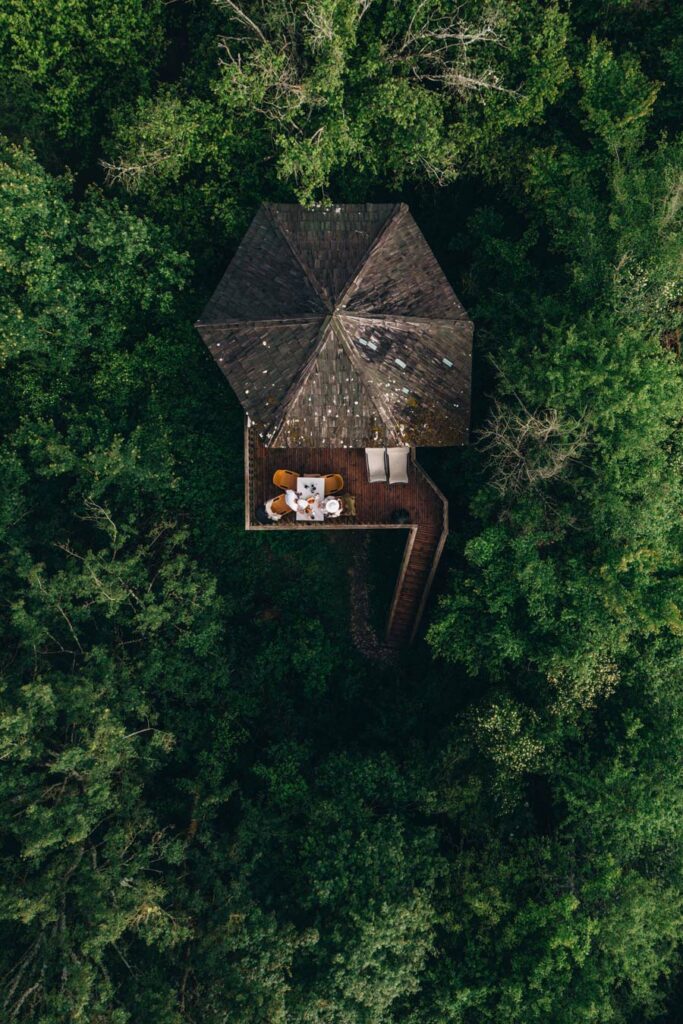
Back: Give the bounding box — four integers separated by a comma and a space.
1, 1, 682, 1022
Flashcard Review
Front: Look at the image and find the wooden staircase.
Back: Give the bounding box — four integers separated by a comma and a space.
385, 463, 448, 646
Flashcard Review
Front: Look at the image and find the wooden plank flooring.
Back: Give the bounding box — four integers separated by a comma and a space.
245, 423, 448, 645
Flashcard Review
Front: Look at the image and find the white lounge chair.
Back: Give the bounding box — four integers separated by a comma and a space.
365, 447, 387, 483
387, 447, 409, 484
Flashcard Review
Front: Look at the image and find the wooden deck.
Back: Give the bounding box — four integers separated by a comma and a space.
244, 422, 448, 645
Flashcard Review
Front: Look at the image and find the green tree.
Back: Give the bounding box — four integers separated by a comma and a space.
103, 0, 570, 206
0, 0, 166, 164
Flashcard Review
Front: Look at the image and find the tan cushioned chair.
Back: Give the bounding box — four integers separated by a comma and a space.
365, 448, 387, 483
323, 473, 344, 495
387, 447, 409, 484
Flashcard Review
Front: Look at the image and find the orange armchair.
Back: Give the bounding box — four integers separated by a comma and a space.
269, 493, 293, 517
273, 469, 299, 491
323, 473, 344, 495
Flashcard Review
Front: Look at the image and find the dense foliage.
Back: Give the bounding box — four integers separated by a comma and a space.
1, 1, 682, 1021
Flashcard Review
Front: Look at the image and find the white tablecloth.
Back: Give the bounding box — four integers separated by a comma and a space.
295, 477, 325, 521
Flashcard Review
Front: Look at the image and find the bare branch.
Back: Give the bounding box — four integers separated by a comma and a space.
212, 0, 268, 43
32, 572, 84, 655
10, 980, 43, 1019
392, 2, 515, 97
478, 400, 589, 495
99, 150, 177, 191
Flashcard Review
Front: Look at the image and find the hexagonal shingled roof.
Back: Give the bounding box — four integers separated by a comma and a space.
195, 202, 473, 448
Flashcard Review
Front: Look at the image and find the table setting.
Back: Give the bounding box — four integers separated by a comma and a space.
285, 477, 343, 521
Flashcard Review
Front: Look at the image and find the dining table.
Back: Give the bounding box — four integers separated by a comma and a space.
283, 477, 344, 522
292, 476, 326, 522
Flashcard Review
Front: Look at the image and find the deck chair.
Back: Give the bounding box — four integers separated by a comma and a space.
268, 493, 293, 518
365, 447, 387, 483
273, 469, 298, 491
387, 447, 410, 484
323, 473, 344, 495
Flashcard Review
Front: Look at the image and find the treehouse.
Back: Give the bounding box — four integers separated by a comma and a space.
195, 203, 473, 645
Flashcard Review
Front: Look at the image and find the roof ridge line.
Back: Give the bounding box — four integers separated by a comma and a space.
339, 312, 472, 326
264, 204, 333, 312
335, 203, 406, 311
267, 315, 332, 445
195, 315, 324, 328
333, 314, 403, 443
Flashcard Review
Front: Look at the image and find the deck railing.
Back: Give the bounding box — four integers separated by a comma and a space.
243, 420, 450, 643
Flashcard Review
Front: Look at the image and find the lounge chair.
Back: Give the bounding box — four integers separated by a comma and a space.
323, 473, 344, 495
386, 447, 409, 484
273, 469, 299, 490
365, 447, 387, 483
